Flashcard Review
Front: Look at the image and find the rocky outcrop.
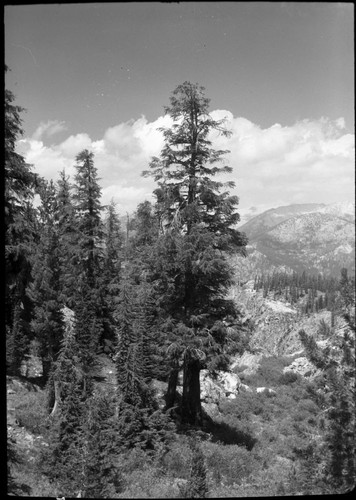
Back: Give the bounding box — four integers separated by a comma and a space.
230, 352, 264, 377
200, 369, 241, 419
283, 357, 321, 379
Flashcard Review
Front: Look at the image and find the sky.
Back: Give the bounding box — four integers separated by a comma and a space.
5, 2, 355, 220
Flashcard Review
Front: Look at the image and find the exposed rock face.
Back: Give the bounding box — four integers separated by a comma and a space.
238, 203, 355, 276
200, 370, 241, 401
230, 352, 264, 377
199, 369, 241, 419
283, 357, 322, 379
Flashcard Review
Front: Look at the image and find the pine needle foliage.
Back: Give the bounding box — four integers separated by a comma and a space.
298, 269, 355, 493
5, 73, 38, 374
143, 81, 247, 424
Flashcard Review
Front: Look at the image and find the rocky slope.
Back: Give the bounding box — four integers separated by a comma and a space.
238, 202, 355, 276
238, 203, 327, 240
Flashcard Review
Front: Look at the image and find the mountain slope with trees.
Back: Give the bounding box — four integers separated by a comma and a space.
6, 75, 355, 497
239, 203, 355, 276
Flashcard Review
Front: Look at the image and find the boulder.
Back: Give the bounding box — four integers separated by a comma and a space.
239, 383, 253, 393
201, 402, 220, 419
256, 387, 276, 395
200, 369, 241, 402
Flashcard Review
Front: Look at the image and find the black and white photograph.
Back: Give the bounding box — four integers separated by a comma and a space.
5, 2, 355, 497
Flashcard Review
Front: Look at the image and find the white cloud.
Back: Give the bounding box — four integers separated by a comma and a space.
18, 138, 75, 180
18, 111, 355, 215
32, 120, 67, 140
58, 133, 93, 158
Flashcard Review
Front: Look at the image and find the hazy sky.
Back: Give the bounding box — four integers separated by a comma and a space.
5, 2, 355, 217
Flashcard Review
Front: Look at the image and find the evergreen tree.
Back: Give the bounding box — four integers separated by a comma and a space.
28, 179, 65, 384
103, 199, 124, 279
43, 307, 88, 496
72, 149, 103, 288
5, 73, 38, 374
298, 270, 355, 493
80, 391, 123, 498
71, 150, 105, 390
143, 81, 247, 424
56, 169, 77, 304
101, 200, 125, 353
114, 270, 175, 450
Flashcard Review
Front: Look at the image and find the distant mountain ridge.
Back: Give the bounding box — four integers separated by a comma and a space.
238, 203, 327, 240
238, 202, 355, 276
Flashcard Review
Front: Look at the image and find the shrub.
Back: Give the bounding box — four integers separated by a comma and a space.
219, 392, 264, 420
296, 398, 319, 415
181, 439, 208, 498
202, 441, 258, 486
279, 371, 300, 385
161, 437, 192, 478
117, 464, 179, 498
243, 355, 295, 387
209, 414, 258, 450
232, 363, 249, 375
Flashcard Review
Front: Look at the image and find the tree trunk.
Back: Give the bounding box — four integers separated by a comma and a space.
182, 349, 202, 425
42, 358, 52, 383
49, 380, 61, 417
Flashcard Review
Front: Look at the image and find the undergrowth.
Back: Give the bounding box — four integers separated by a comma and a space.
8, 357, 330, 497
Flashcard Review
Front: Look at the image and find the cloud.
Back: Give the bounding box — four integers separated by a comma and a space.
18, 111, 355, 215
58, 133, 93, 158
32, 120, 67, 140
18, 138, 75, 180
211, 113, 355, 210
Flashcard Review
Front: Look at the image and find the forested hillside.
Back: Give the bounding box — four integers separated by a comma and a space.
6, 77, 355, 497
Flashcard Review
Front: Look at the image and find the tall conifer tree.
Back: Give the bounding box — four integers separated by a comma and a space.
70, 150, 105, 394
143, 82, 247, 424
5, 72, 38, 374
28, 179, 64, 383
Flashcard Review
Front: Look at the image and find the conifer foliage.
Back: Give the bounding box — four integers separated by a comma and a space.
5, 70, 38, 374
8, 75, 355, 498
143, 81, 247, 424
298, 269, 355, 493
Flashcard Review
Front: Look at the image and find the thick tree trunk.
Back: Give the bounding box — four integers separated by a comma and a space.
182, 349, 202, 425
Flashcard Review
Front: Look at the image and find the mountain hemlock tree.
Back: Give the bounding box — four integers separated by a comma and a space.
44, 307, 89, 496
71, 150, 105, 394
72, 149, 103, 288
5, 72, 38, 374
101, 200, 128, 351
143, 81, 247, 425
28, 179, 65, 387
56, 169, 78, 305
